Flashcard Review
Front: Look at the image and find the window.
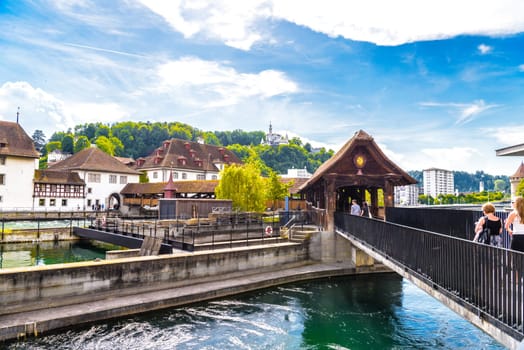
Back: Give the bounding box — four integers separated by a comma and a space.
87, 187, 92, 194
50, 199, 56, 206
62, 199, 67, 206
212, 175, 218, 180
0, 156, 5, 165
39, 198, 45, 206
119, 176, 127, 184
182, 173, 187, 179
197, 174, 205, 180
174, 172, 178, 179
153, 172, 158, 179
88, 173, 101, 183
87, 199, 92, 207
109, 175, 117, 184
0, 174, 4, 185
0, 195, 2, 202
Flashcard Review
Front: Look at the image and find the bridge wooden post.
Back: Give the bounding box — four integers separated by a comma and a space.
325, 178, 337, 232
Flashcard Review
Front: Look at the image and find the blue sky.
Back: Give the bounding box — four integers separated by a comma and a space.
1, 1, 524, 176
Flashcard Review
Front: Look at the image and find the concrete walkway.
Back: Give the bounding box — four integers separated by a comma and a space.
0, 262, 389, 342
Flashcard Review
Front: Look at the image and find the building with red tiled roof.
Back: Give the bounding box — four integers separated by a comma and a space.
48, 147, 141, 211
134, 139, 242, 183
0, 121, 40, 209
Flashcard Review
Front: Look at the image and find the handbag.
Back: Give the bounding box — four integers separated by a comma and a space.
476, 216, 491, 244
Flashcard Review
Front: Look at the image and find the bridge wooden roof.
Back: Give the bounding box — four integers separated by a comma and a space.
299, 130, 417, 191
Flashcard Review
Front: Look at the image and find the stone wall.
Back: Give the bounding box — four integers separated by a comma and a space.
0, 242, 309, 314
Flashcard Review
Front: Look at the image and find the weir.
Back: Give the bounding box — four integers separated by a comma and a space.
0, 225, 389, 343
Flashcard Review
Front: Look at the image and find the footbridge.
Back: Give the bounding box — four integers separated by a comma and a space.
335, 212, 524, 350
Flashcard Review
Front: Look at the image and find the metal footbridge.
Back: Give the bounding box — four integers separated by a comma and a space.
335, 211, 524, 350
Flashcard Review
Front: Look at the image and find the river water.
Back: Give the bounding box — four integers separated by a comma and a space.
4, 274, 504, 349
0, 240, 117, 268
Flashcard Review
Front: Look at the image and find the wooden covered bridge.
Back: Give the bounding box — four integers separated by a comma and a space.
299, 129, 417, 230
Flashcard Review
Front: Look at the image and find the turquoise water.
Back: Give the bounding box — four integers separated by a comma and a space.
4, 274, 505, 349
0, 240, 119, 268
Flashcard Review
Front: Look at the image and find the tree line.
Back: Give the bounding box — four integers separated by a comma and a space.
31, 121, 334, 176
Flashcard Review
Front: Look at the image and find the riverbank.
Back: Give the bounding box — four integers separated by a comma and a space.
0, 260, 389, 343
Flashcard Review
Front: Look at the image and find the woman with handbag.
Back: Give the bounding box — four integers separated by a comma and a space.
473, 202, 502, 246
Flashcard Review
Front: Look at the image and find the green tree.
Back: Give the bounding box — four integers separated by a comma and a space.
516, 179, 524, 197
202, 131, 221, 146
266, 170, 293, 209
45, 141, 61, 153
95, 124, 111, 139
215, 163, 266, 212
227, 144, 251, 162
494, 179, 506, 192
61, 134, 74, 154
110, 136, 124, 156
32, 130, 46, 151
95, 136, 115, 155
49, 131, 68, 143
74, 136, 91, 153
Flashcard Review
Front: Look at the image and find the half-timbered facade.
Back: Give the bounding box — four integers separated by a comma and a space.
48, 147, 141, 211
33, 170, 85, 210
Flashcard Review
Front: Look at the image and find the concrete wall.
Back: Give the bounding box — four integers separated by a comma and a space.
309, 230, 353, 263
0, 227, 73, 243
0, 242, 309, 314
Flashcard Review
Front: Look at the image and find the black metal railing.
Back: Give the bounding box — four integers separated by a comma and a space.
386, 206, 512, 247
335, 212, 524, 342
86, 210, 322, 252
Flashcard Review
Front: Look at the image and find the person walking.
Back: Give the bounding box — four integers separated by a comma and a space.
350, 199, 361, 216
505, 197, 524, 252
473, 202, 502, 247
361, 201, 371, 218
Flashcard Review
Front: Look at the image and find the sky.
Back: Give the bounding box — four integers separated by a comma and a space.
1, 0, 524, 176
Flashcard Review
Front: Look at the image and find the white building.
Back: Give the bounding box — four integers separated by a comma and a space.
32, 170, 86, 211
135, 139, 243, 183
47, 149, 72, 165
0, 121, 40, 210
47, 147, 141, 211
423, 168, 454, 198
261, 122, 289, 146
394, 184, 419, 206
280, 167, 312, 179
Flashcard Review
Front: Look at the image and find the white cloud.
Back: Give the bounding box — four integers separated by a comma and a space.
154, 57, 298, 107
0, 81, 129, 138
492, 125, 524, 146
419, 100, 498, 124
138, 0, 271, 50
138, 0, 524, 48
392, 146, 481, 172
478, 44, 492, 54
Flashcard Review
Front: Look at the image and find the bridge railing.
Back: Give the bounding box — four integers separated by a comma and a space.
335, 212, 524, 342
